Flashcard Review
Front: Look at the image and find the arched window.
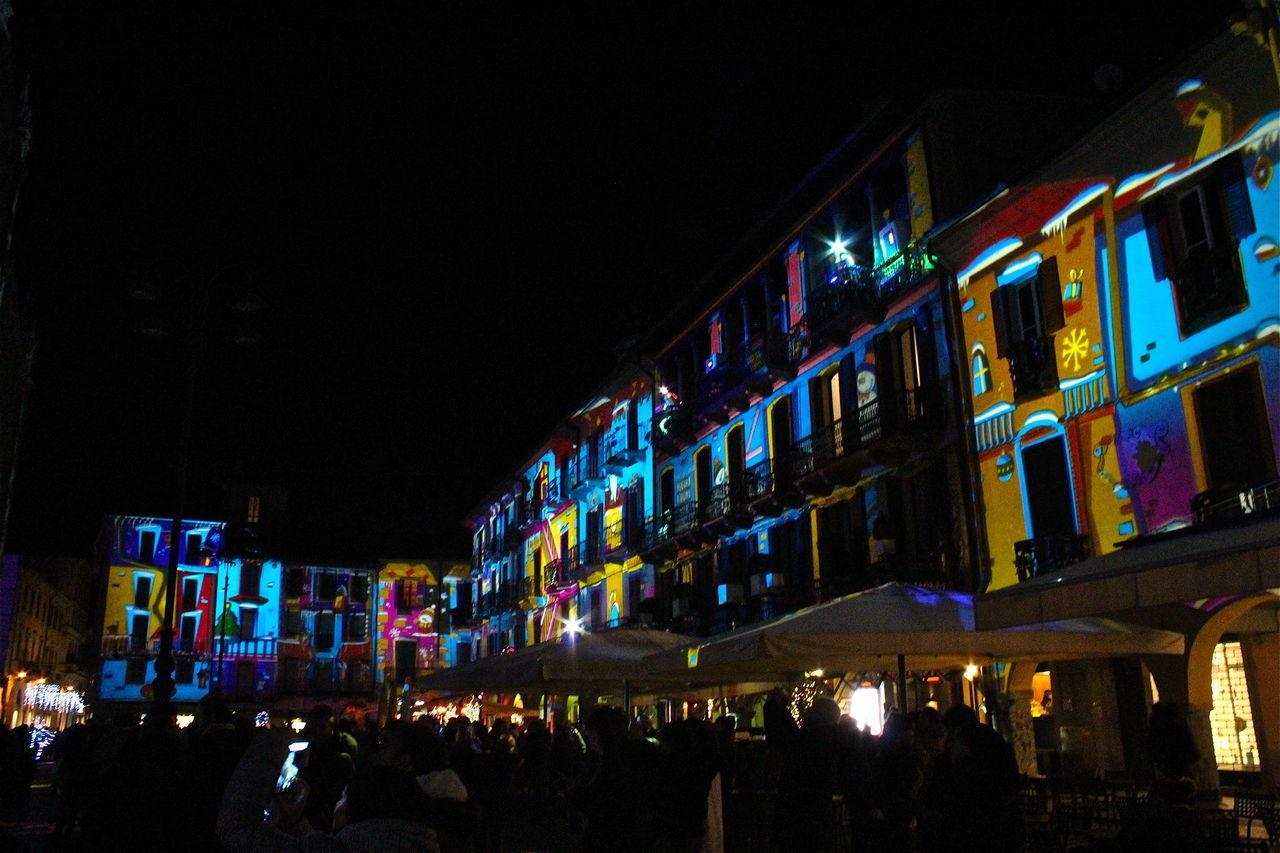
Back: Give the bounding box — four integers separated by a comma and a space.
972, 345, 991, 396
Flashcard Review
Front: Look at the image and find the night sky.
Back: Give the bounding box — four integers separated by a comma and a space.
4, 1, 1243, 563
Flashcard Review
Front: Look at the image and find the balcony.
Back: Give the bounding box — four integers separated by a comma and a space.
1013, 533, 1091, 582
796, 385, 939, 494
1009, 335, 1059, 403
806, 244, 933, 347
211, 637, 278, 659
484, 531, 513, 560
603, 517, 642, 561
1191, 479, 1280, 524
639, 512, 680, 563
520, 477, 566, 529
671, 500, 714, 550
478, 591, 508, 619
652, 401, 696, 456
518, 576, 542, 605
695, 348, 751, 425
568, 453, 608, 498
602, 432, 646, 473
702, 483, 754, 537
744, 457, 805, 517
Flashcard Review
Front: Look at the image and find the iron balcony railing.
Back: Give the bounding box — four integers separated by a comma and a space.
1013, 533, 1091, 582
211, 637, 279, 658
1192, 478, 1280, 524
694, 347, 750, 414
806, 243, 933, 334
568, 453, 607, 491
1009, 335, 1059, 402
704, 482, 749, 520
806, 386, 936, 468
522, 477, 565, 525
601, 430, 646, 469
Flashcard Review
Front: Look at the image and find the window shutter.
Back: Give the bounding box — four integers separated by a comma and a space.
1037, 256, 1066, 334
1215, 152, 1256, 244
873, 331, 899, 434
1141, 200, 1173, 282
839, 353, 859, 424
990, 287, 1010, 358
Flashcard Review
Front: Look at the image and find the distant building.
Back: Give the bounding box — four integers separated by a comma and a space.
376, 559, 468, 716
90, 513, 456, 722
1, 556, 95, 728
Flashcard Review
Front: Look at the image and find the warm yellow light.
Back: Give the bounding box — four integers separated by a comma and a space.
963, 664, 980, 681
805, 668, 825, 678
16, 671, 26, 678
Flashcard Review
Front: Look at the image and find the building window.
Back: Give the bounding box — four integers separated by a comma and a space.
125, 658, 148, 684
138, 529, 158, 564
285, 568, 305, 598
239, 607, 258, 641
1142, 153, 1254, 336
133, 575, 153, 611
181, 577, 199, 612
314, 612, 335, 652
1209, 640, 1260, 772
972, 346, 991, 396
316, 571, 338, 601
285, 607, 302, 637
175, 658, 195, 684
990, 257, 1064, 401
184, 533, 203, 563
247, 495, 261, 523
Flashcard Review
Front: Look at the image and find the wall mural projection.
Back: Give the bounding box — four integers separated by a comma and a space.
939, 28, 1278, 588
98, 516, 227, 703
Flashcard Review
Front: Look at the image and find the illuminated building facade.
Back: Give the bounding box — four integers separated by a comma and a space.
1, 556, 94, 727
273, 563, 376, 712
96, 515, 227, 706
93, 514, 384, 715
452, 93, 1074, 677
377, 559, 468, 712
936, 24, 1279, 788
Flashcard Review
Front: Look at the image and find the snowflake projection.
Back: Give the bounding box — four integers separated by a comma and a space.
1061, 327, 1089, 372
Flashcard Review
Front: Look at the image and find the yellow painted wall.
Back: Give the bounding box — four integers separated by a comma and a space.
962, 212, 1128, 591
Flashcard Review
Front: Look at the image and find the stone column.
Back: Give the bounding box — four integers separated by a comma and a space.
1240, 631, 1279, 791
1009, 689, 1038, 775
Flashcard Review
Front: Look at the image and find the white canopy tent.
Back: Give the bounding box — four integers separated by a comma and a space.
645, 583, 1185, 687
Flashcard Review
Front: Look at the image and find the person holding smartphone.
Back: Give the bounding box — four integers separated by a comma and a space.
217, 729, 441, 852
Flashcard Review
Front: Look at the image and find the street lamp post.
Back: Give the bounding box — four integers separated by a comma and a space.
130, 265, 262, 717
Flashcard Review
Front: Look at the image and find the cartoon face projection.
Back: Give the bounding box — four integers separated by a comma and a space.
713, 458, 726, 486
996, 453, 1015, 482
416, 610, 434, 633
856, 370, 877, 405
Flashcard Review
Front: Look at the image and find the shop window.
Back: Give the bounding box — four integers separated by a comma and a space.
1209, 640, 1260, 772
1142, 153, 1253, 336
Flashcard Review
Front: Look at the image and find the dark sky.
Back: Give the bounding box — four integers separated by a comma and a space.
5, 1, 1244, 562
